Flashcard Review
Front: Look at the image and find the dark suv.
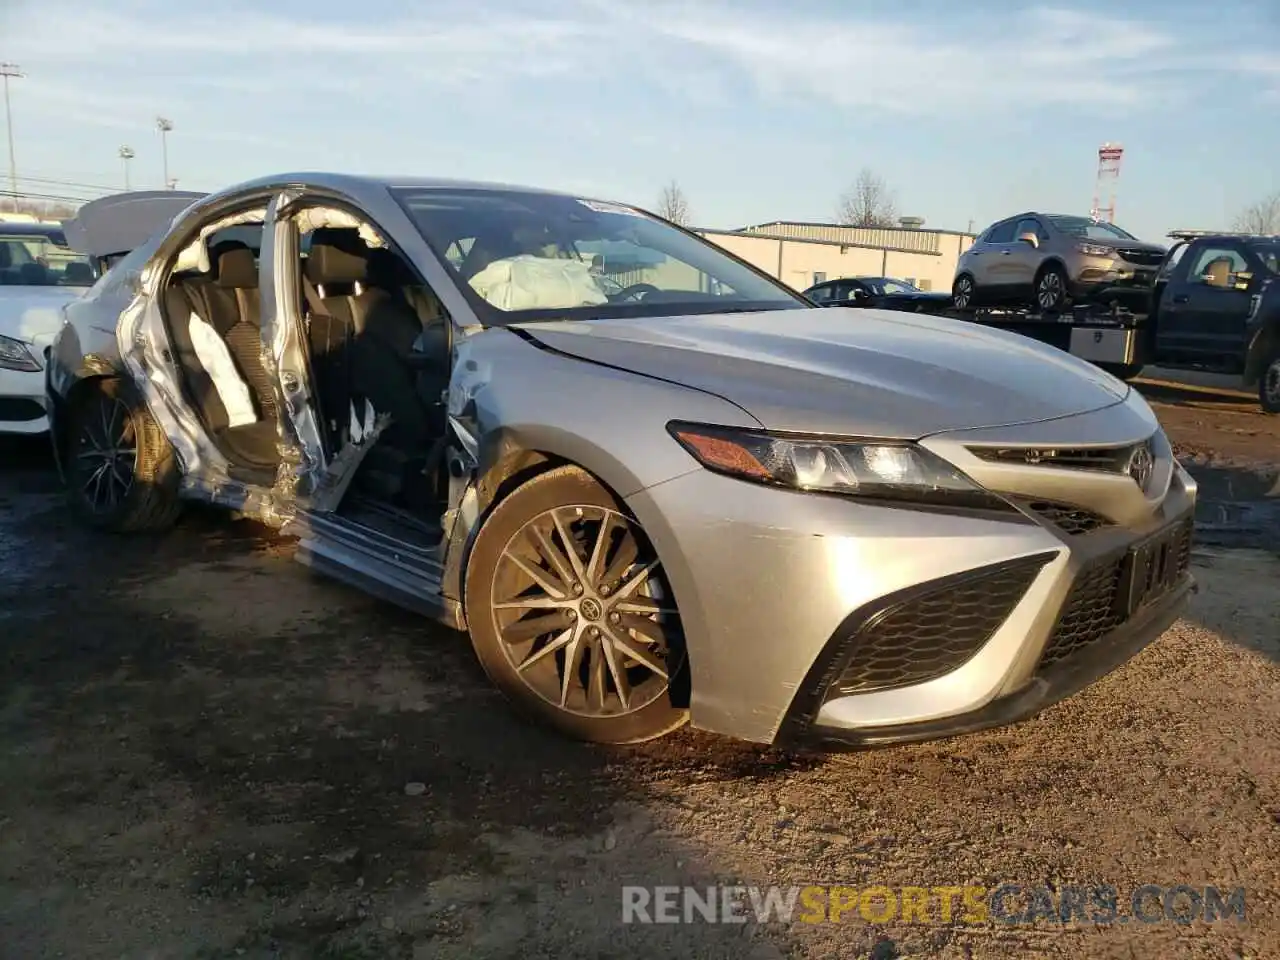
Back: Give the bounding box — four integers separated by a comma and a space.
1146, 231, 1280, 413
953, 213, 1167, 313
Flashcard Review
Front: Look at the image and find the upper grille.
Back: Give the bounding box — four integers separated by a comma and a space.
969, 445, 1133, 473
830, 556, 1049, 696
1022, 500, 1112, 535
1116, 248, 1165, 267
1037, 520, 1193, 672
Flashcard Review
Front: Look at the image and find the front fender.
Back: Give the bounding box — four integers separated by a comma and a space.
439, 327, 761, 605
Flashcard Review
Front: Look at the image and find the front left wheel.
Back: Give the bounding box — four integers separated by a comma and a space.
1034, 264, 1071, 313
464, 466, 689, 744
65, 378, 182, 532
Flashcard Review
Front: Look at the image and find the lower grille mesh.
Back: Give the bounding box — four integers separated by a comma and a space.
831, 556, 1048, 695
1022, 499, 1112, 535
1038, 520, 1193, 671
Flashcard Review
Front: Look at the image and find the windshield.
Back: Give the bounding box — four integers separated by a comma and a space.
392, 187, 807, 324
0, 230, 100, 287
864, 277, 920, 295
1045, 215, 1138, 243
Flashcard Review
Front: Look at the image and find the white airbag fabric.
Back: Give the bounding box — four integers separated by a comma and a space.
468, 255, 609, 311
187, 312, 258, 427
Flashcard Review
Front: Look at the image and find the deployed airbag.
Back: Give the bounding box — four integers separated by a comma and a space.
468, 255, 609, 311
187, 313, 258, 427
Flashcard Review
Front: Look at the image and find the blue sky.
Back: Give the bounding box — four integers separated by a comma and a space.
3, 0, 1278, 240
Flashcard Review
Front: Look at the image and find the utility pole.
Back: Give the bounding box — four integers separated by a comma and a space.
1, 63, 22, 212
119, 145, 135, 190
156, 116, 173, 188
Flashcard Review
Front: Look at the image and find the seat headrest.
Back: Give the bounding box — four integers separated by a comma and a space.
63, 262, 94, 284
365, 247, 413, 288
306, 243, 367, 285
214, 246, 258, 288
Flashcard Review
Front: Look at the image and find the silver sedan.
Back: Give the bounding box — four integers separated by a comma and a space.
46, 174, 1196, 748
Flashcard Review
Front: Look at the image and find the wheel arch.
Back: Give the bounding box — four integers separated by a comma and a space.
445, 429, 697, 708
446, 423, 663, 594
1034, 256, 1069, 280
49, 369, 119, 483
1242, 322, 1279, 387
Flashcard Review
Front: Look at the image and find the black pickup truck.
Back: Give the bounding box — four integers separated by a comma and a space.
1142, 231, 1280, 413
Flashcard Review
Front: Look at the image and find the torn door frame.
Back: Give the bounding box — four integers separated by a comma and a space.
116, 196, 296, 526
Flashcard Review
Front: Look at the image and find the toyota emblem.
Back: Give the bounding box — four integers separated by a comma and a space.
1127, 442, 1154, 491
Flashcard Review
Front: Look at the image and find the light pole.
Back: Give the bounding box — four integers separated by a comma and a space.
1, 63, 22, 211
119, 145, 135, 190
156, 116, 173, 188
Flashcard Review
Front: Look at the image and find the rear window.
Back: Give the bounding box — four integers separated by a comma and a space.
0, 231, 101, 287
1249, 241, 1279, 274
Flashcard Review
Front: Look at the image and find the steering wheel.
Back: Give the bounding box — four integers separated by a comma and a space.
613, 282, 661, 302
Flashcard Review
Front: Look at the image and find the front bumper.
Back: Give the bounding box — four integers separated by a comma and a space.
1070, 261, 1158, 308
627, 441, 1196, 748
0, 366, 50, 435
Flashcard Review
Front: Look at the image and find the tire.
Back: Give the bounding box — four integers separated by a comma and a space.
65, 378, 183, 532
464, 465, 689, 744
1097, 362, 1145, 382
951, 274, 976, 312
1033, 263, 1071, 313
1260, 350, 1280, 415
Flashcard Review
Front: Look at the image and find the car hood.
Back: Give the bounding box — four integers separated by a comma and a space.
517, 308, 1130, 438
0, 286, 82, 346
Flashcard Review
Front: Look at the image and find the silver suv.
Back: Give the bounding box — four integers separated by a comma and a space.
953, 213, 1167, 313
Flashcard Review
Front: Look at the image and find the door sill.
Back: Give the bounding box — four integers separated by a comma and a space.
337, 495, 443, 549
285, 507, 460, 629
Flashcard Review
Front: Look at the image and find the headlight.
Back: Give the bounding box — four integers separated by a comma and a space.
0, 334, 41, 373
667, 421, 1016, 512
1077, 242, 1113, 258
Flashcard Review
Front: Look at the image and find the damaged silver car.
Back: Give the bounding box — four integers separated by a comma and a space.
47, 175, 1197, 748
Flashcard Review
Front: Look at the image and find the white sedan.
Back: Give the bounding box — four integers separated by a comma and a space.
0, 222, 101, 435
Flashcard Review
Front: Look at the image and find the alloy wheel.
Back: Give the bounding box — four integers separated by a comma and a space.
490, 504, 681, 719
75, 395, 138, 514
953, 276, 973, 310
1037, 271, 1065, 310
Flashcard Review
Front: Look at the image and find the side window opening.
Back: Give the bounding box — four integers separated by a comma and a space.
986, 221, 1016, 244
1186, 246, 1249, 288
290, 204, 454, 520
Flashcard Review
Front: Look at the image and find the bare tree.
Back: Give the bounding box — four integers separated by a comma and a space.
657, 180, 692, 226
836, 168, 898, 228
1232, 193, 1280, 235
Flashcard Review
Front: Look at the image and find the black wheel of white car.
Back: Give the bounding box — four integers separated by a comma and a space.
1034, 265, 1070, 313
465, 466, 689, 744
66, 379, 182, 532
1261, 350, 1280, 415
951, 274, 975, 311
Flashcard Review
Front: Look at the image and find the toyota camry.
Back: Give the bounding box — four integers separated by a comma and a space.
46, 175, 1195, 748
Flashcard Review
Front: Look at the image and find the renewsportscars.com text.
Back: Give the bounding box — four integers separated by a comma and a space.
621, 884, 1246, 926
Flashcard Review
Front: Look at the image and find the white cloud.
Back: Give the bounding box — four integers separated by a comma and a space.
5, 0, 1278, 131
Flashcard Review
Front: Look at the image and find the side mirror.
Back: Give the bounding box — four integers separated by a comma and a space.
1016, 231, 1039, 248
849, 288, 871, 304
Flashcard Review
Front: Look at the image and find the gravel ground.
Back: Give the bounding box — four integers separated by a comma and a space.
0, 382, 1276, 960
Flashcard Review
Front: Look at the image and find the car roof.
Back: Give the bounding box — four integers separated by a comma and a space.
202, 172, 591, 204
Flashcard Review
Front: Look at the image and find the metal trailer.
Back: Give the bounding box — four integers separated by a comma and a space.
941, 301, 1148, 380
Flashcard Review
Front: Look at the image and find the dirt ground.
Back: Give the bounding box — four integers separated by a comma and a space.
0, 381, 1277, 960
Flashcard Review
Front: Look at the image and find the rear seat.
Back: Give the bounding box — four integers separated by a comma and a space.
202, 242, 277, 421
164, 241, 281, 467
